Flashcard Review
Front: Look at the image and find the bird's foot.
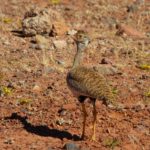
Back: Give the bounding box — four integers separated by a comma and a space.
90, 135, 96, 142
90, 135, 99, 144
90, 136, 96, 142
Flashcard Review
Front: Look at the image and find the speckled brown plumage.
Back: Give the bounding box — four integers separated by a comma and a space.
66, 30, 116, 141
67, 66, 115, 105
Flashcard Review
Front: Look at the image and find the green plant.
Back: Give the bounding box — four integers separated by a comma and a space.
104, 138, 120, 149
112, 87, 118, 95
144, 91, 150, 97
137, 64, 150, 70
17, 98, 32, 105
49, 0, 61, 4
1, 86, 12, 95
0, 17, 13, 24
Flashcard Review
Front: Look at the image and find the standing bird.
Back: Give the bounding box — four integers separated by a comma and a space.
66, 31, 116, 141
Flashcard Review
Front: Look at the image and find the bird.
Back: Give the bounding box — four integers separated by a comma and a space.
66, 30, 117, 141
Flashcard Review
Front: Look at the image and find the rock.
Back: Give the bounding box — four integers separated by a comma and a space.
4, 138, 14, 144
116, 23, 146, 39
127, 4, 139, 13
35, 35, 49, 45
53, 40, 67, 49
56, 118, 72, 126
132, 101, 145, 111
63, 143, 80, 150
22, 7, 68, 36
58, 108, 67, 116
100, 58, 112, 64
56, 60, 66, 66
32, 84, 42, 92
67, 30, 77, 36
127, 0, 144, 12
22, 10, 52, 36
34, 35, 50, 50
56, 118, 65, 126
93, 65, 121, 75
3, 40, 10, 46
52, 20, 68, 36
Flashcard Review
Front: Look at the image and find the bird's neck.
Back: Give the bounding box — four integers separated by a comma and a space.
72, 43, 85, 68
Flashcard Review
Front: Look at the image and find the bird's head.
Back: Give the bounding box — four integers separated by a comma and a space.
75, 30, 90, 52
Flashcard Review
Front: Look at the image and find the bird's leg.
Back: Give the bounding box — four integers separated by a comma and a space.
91, 98, 97, 141
81, 102, 88, 140
78, 96, 87, 140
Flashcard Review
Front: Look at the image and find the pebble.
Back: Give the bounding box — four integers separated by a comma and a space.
3, 40, 10, 45
34, 35, 50, 50
67, 30, 77, 36
57, 60, 66, 66
56, 118, 65, 126
32, 84, 42, 92
116, 23, 146, 38
100, 58, 112, 64
63, 143, 80, 150
53, 40, 67, 49
4, 138, 14, 144
93, 65, 121, 75
56, 118, 72, 126
58, 108, 67, 116
52, 20, 68, 36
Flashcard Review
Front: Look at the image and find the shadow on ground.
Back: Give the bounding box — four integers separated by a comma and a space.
4, 113, 80, 141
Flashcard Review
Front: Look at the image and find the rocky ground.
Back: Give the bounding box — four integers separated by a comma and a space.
0, 0, 150, 150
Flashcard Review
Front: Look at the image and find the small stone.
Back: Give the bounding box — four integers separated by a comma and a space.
133, 101, 145, 111
57, 60, 66, 66
116, 23, 146, 38
100, 58, 112, 64
32, 84, 41, 92
30, 44, 36, 49
127, 4, 139, 13
52, 20, 68, 36
3, 40, 10, 45
4, 138, 14, 144
93, 65, 121, 75
58, 108, 67, 116
63, 143, 80, 150
36, 44, 46, 50
67, 30, 77, 35
34, 35, 50, 50
35, 35, 49, 45
53, 40, 67, 49
56, 118, 65, 126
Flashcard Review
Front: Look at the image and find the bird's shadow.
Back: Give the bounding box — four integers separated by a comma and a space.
4, 113, 80, 141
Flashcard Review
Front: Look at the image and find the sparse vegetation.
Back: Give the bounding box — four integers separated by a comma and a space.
144, 91, 150, 97
104, 138, 120, 149
17, 98, 32, 105
49, 0, 61, 4
1, 86, 12, 96
112, 87, 118, 95
0, 0, 149, 149
137, 64, 150, 70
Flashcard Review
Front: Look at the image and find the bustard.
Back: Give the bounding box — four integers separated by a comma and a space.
66, 30, 116, 141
